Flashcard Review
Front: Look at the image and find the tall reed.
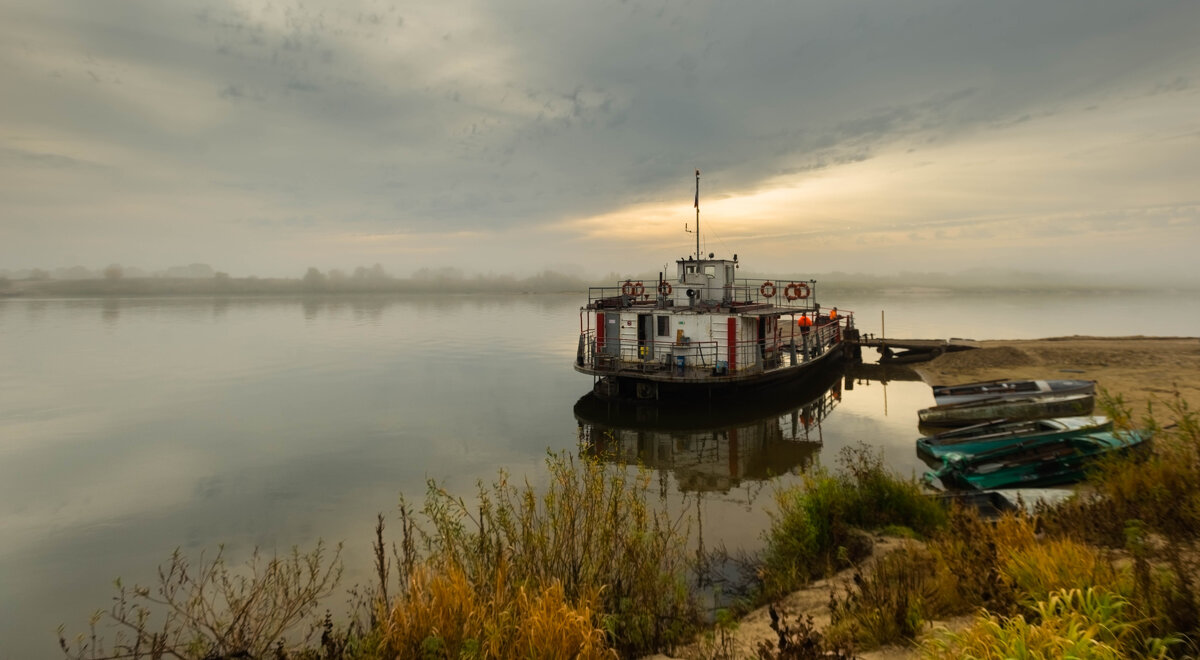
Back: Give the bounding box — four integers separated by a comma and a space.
381, 560, 613, 659
380, 450, 699, 657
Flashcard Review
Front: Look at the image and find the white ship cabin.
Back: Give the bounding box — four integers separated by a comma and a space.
578, 254, 846, 381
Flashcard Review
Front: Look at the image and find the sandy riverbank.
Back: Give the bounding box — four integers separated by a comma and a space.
653, 335, 1200, 660
913, 335, 1200, 418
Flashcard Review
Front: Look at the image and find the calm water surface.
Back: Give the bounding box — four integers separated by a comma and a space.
1, 290, 1197, 658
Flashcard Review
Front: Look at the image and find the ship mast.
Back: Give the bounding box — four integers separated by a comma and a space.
694, 168, 701, 261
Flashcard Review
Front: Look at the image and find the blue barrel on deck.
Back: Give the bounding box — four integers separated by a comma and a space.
675, 355, 686, 373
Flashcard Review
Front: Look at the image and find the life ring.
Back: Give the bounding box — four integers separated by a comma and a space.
621, 280, 635, 296
658, 281, 672, 296
760, 281, 776, 298
631, 281, 645, 297
789, 282, 810, 300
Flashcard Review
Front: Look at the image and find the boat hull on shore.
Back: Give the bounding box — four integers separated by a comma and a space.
924, 429, 1149, 490
916, 416, 1112, 461
931, 378, 1096, 406
918, 392, 1095, 427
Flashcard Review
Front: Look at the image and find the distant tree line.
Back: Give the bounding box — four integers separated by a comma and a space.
1, 263, 218, 281
0, 263, 593, 297
3, 263, 1193, 297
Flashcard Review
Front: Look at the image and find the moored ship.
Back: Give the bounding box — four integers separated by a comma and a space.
574, 171, 859, 400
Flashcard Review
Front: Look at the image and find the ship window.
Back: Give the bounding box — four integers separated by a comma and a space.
656, 315, 669, 336
726, 265, 734, 281
704, 265, 716, 279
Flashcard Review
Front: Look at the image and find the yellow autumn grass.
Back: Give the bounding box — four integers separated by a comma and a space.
1002, 538, 1128, 606
381, 559, 615, 659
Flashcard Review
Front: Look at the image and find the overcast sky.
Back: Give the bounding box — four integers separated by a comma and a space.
2, 0, 1197, 281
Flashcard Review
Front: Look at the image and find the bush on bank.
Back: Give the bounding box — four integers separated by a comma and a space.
757, 444, 947, 602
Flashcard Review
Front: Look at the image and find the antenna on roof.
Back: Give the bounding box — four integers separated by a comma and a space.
693, 169, 701, 261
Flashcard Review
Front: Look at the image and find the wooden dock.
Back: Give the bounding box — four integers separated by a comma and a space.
853, 336, 979, 364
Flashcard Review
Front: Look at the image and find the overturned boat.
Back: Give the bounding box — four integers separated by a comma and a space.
918, 392, 1095, 427
574, 171, 859, 401
931, 378, 1095, 406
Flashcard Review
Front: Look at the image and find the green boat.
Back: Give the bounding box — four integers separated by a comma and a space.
924, 429, 1149, 490
916, 416, 1112, 461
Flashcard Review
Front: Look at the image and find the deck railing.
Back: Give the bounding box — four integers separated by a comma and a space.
576, 315, 852, 379
585, 278, 825, 311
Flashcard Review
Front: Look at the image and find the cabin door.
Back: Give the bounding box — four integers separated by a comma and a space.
756, 317, 766, 364
637, 314, 652, 359
604, 314, 621, 356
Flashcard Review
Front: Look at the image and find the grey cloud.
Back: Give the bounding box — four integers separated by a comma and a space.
1, 0, 1198, 273
0, 147, 106, 171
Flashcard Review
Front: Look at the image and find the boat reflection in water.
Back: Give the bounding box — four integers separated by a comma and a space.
575, 363, 846, 493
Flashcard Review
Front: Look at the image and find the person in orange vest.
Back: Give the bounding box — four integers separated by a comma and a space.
797, 314, 812, 334
829, 307, 838, 320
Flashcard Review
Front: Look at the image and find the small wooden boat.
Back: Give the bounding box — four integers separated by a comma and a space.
916, 416, 1111, 460
931, 379, 1095, 406
923, 429, 1149, 490
918, 393, 1095, 427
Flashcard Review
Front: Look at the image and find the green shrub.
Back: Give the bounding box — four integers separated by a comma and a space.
758, 445, 947, 601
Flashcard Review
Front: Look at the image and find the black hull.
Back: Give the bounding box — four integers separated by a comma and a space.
582, 345, 848, 401
574, 358, 846, 429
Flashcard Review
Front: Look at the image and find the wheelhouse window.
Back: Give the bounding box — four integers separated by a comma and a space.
704, 264, 716, 279
656, 315, 670, 337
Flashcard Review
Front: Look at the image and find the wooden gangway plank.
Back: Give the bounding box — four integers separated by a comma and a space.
849, 336, 979, 364
854, 337, 979, 351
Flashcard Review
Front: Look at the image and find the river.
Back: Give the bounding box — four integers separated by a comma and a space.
1, 289, 1196, 658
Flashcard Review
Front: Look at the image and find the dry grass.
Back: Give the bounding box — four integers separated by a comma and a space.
378, 450, 699, 657
380, 560, 613, 659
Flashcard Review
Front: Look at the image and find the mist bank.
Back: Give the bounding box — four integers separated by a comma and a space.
3, 263, 1196, 297
0, 269, 591, 297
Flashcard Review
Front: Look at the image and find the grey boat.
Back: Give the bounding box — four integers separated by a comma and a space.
918, 392, 1095, 428
931, 379, 1095, 406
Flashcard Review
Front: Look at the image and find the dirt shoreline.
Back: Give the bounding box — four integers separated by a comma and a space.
912, 335, 1200, 418
651, 336, 1200, 660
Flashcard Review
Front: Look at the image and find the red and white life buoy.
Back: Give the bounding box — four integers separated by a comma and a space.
785, 282, 811, 300
631, 281, 645, 297
760, 281, 776, 298
658, 281, 672, 296
621, 280, 636, 296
